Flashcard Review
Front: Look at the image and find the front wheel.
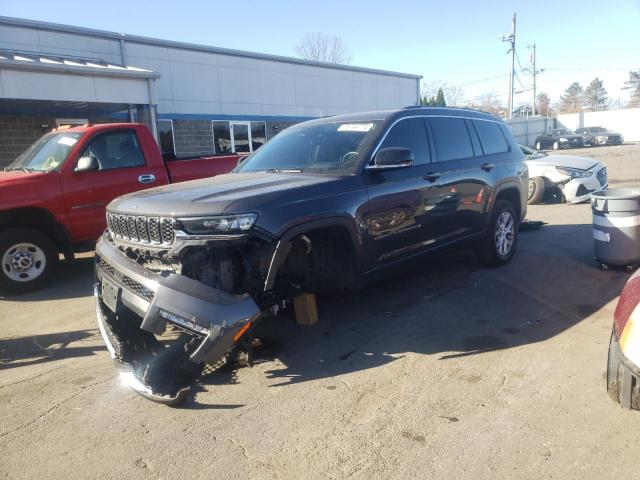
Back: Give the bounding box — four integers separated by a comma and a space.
535, 141, 542, 151
476, 200, 518, 266
0, 228, 58, 294
527, 177, 546, 205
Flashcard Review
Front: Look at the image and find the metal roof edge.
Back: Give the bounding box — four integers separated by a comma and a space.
0, 57, 160, 79
0, 16, 422, 80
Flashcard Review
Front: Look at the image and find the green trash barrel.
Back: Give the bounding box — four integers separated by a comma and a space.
591, 188, 640, 267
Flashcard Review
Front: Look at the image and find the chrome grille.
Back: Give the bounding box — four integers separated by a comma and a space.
597, 167, 607, 187
107, 212, 174, 245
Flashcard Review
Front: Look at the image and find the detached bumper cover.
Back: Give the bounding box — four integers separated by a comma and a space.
94, 235, 261, 402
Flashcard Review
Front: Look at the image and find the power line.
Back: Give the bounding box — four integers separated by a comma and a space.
458, 73, 509, 87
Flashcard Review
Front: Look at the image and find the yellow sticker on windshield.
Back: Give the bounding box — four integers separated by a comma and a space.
337, 123, 374, 132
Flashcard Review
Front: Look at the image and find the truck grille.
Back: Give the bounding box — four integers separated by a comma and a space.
597, 167, 607, 187
107, 213, 175, 245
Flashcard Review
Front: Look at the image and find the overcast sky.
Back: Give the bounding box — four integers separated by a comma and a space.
2, 0, 638, 107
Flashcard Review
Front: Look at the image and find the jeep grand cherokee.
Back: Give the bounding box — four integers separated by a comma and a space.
94, 107, 528, 404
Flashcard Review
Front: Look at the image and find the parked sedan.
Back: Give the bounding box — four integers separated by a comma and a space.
521, 145, 607, 204
575, 126, 624, 146
534, 128, 585, 150
607, 267, 640, 410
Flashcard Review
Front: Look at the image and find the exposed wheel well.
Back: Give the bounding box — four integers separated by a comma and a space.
495, 188, 521, 221
273, 225, 359, 294
0, 208, 72, 259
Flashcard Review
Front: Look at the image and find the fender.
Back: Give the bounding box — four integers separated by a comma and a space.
263, 216, 363, 291
490, 179, 526, 221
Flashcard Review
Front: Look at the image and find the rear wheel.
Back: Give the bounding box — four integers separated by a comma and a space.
476, 200, 518, 266
607, 328, 640, 409
535, 140, 542, 150
527, 177, 546, 205
0, 228, 58, 294
552, 140, 560, 150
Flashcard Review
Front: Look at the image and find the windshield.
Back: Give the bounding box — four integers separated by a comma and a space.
236, 120, 382, 174
552, 129, 573, 135
6, 132, 83, 172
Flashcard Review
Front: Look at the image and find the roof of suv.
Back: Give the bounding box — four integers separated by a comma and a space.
303, 106, 503, 126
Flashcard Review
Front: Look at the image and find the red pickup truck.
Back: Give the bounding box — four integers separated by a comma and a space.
0, 123, 240, 294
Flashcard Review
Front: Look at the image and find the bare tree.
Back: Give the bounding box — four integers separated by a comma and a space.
294, 33, 352, 64
421, 79, 466, 107
536, 92, 551, 116
474, 92, 504, 116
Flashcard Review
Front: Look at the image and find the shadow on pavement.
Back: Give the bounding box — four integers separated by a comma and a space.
0, 329, 104, 369
0, 257, 95, 302
199, 222, 630, 389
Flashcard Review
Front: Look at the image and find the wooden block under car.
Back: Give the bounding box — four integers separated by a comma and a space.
293, 293, 318, 326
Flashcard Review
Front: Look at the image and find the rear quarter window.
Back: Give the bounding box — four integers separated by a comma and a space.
473, 120, 510, 155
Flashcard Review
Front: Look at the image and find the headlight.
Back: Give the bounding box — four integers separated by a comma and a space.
559, 138, 568, 142
596, 135, 607, 141
178, 214, 257, 235
556, 167, 593, 178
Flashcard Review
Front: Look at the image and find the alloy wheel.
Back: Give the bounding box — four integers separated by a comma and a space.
494, 211, 515, 257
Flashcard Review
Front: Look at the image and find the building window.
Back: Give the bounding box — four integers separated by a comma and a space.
212, 121, 232, 154
157, 120, 176, 161
212, 120, 267, 154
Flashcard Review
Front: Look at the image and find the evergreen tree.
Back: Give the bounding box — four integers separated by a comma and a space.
435, 88, 447, 106
623, 70, 640, 107
584, 77, 609, 111
559, 82, 584, 113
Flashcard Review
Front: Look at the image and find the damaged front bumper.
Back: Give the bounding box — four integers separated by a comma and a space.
94, 235, 261, 405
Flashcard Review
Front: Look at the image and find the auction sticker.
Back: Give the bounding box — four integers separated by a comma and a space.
58, 136, 78, 146
338, 123, 374, 132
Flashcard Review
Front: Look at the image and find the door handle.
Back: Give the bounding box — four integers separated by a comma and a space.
481, 163, 495, 172
138, 174, 156, 184
423, 172, 441, 182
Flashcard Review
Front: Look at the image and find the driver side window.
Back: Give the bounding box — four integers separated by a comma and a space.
379, 118, 429, 165
81, 130, 145, 171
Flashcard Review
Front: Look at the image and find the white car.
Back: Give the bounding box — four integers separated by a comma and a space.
520, 145, 608, 204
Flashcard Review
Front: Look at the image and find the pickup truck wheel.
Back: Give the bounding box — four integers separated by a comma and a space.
527, 177, 546, 205
476, 200, 518, 266
0, 228, 58, 294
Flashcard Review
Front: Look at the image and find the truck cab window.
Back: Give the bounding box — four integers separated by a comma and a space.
82, 131, 145, 170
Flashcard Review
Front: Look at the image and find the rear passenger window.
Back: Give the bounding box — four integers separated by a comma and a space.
428, 117, 473, 162
473, 120, 510, 155
379, 117, 429, 165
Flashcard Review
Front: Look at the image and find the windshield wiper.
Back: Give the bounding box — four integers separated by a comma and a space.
4, 166, 31, 173
263, 168, 303, 173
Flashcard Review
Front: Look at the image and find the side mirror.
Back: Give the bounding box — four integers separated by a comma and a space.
367, 147, 414, 170
74, 155, 100, 173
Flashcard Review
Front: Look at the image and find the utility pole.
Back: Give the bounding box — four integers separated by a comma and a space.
501, 13, 516, 118
531, 43, 536, 116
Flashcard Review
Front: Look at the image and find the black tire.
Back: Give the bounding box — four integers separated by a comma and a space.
476, 200, 519, 266
607, 328, 640, 409
535, 140, 542, 151
552, 140, 560, 150
0, 228, 58, 294
527, 177, 546, 205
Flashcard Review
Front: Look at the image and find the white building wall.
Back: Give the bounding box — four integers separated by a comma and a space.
0, 20, 419, 120
558, 108, 640, 142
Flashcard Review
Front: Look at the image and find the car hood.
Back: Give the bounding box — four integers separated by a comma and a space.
526, 154, 599, 170
108, 172, 358, 217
